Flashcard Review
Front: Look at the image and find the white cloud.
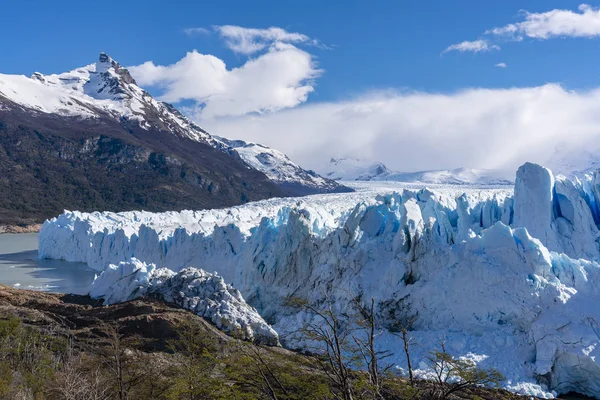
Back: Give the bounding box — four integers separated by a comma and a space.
487, 4, 600, 39
443, 39, 500, 54
182, 25, 326, 54
449, 4, 600, 53
129, 43, 321, 119
129, 24, 600, 177
213, 25, 316, 55
203, 84, 600, 176
495, 62, 507, 68
183, 27, 210, 36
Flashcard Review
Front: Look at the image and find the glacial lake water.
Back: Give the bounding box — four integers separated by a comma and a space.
0, 233, 96, 294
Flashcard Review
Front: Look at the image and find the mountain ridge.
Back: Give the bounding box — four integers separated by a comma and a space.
0, 53, 346, 225
323, 157, 514, 185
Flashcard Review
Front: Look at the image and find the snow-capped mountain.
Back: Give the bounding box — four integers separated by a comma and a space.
1, 53, 213, 142
217, 137, 341, 194
0, 52, 343, 190
323, 157, 514, 185
325, 157, 391, 180
0, 53, 345, 225
545, 142, 600, 179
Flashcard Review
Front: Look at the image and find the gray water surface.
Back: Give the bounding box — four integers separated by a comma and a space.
0, 233, 96, 295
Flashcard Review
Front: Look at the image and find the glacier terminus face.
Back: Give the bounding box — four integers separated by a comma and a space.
39, 162, 600, 398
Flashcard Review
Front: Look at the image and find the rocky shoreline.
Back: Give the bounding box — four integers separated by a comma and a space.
0, 224, 42, 234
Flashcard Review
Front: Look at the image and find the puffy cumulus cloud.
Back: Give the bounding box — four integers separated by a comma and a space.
495, 62, 507, 68
202, 84, 600, 175
443, 39, 500, 54
129, 43, 321, 119
487, 4, 600, 40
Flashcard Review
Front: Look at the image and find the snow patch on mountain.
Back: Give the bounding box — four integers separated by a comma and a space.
89, 258, 279, 345
0, 72, 123, 118
323, 157, 514, 185
216, 136, 340, 191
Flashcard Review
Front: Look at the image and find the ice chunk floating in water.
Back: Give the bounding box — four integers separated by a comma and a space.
39, 163, 600, 398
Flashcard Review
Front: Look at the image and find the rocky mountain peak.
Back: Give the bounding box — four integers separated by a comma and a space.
96, 52, 137, 85
98, 52, 113, 64
30, 71, 45, 83
91, 53, 138, 100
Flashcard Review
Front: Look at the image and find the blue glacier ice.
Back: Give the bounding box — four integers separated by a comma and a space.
39, 163, 600, 398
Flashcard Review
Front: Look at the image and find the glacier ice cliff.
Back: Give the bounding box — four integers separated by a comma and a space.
39, 163, 600, 398
89, 258, 279, 345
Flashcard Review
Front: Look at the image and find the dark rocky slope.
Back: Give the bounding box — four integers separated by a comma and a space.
0, 53, 348, 226
0, 104, 283, 226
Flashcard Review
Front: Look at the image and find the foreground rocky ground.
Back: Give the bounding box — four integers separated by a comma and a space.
0, 285, 584, 399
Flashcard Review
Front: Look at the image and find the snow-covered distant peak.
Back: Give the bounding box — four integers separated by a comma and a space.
96, 53, 122, 74
33, 53, 159, 119
215, 137, 342, 193
322, 157, 513, 185
545, 142, 600, 179
5, 53, 138, 117
325, 157, 390, 181
384, 168, 514, 185
31, 52, 138, 101
0, 53, 211, 142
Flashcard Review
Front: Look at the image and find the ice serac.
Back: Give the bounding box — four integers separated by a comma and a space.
89, 259, 279, 345
513, 162, 555, 246
40, 162, 600, 398
513, 162, 600, 261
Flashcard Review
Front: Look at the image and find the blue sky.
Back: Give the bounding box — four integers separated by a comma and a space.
3, 0, 598, 96
3, 1, 600, 172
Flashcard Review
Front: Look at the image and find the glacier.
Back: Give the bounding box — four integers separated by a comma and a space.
89, 259, 279, 345
39, 162, 600, 398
